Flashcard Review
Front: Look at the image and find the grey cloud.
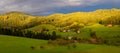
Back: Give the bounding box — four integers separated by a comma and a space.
0, 0, 119, 15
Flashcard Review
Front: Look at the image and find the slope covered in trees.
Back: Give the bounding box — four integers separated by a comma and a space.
0, 8, 120, 29
43, 8, 120, 29
0, 11, 35, 28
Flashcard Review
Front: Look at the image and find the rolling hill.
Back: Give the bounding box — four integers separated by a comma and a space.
0, 8, 120, 29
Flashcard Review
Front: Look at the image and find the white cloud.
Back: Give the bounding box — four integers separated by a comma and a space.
0, 0, 119, 15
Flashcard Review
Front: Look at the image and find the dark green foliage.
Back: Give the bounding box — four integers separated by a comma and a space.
89, 29, 97, 38
99, 20, 102, 24
51, 31, 57, 40
100, 37, 120, 46
90, 31, 97, 38
30, 46, 35, 50
0, 28, 61, 40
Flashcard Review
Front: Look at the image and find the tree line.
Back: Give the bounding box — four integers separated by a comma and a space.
0, 27, 61, 40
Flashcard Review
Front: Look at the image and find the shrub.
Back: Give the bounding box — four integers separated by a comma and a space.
72, 43, 77, 48
30, 46, 35, 50
48, 39, 70, 46
40, 46, 45, 49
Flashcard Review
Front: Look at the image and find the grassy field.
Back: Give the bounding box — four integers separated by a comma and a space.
28, 24, 120, 39
0, 35, 120, 53
85, 24, 120, 37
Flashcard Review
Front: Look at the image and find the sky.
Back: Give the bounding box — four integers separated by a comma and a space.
0, 0, 120, 15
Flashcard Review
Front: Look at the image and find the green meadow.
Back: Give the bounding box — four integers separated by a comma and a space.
0, 35, 120, 53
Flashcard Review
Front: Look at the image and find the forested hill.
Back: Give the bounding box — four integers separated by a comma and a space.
0, 8, 120, 29
0, 11, 36, 28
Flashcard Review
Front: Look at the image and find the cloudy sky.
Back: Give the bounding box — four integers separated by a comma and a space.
0, 0, 120, 15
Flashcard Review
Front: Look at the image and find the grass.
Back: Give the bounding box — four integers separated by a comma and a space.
86, 24, 120, 37
28, 24, 91, 39
0, 35, 120, 53
27, 24, 120, 42
0, 35, 47, 53
28, 24, 56, 31
86, 46, 120, 53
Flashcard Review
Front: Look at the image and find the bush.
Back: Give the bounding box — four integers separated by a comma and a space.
100, 37, 120, 46
48, 39, 70, 46
40, 46, 45, 49
30, 46, 35, 50
72, 43, 77, 48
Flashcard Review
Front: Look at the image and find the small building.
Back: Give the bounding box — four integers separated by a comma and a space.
60, 29, 67, 32
62, 30, 67, 32
67, 29, 71, 32
67, 36, 73, 40
107, 24, 113, 27
35, 29, 42, 32
90, 38, 99, 44
73, 40, 78, 43
76, 29, 81, 33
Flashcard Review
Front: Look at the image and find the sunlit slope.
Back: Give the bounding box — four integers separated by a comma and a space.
0, 11, 36, 28
0, 8, 120, 29
41, 8, 120, 28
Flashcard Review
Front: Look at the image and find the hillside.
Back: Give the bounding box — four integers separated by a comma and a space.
0, 35, 120, 53
43, 8, 120, 29
0, 11, 35, 28
0, 8, 120, 29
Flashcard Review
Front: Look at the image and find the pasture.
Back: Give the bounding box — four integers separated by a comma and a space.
0, 35, 120, 53
28, 24, 120, 39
